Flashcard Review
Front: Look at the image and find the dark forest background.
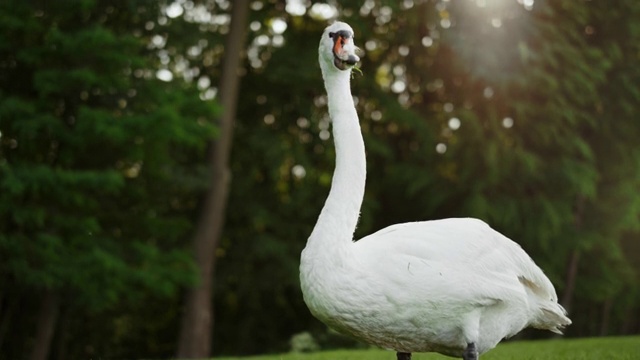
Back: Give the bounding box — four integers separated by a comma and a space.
1, 0, 639, 359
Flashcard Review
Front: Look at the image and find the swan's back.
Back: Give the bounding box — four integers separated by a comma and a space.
356, 218, 553, 295
342, 218, 570, 354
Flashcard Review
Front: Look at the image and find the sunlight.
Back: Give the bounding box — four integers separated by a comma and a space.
421, 36, 434, 47
285, 0, 306, 16
502, 117, 514, 128
448, 117, 461, 130
263, 114, 275, 125
197, 76, 210, 90
155, 69, 173, 82
518, 0, 535, 10
309, 3, 338, 21
165, 2, 184, 18
469, 0, 535, 10
291, 165, 307, 179
150, 35, 166, 49
200, 87, 217, 101
460, 0, 536, 29
270, 18, 287, 34
444, 103, 454, 112
483, 87, 494, 99
297, 117, 310, 128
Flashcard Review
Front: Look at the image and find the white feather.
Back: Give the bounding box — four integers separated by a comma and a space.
300, 21, 571, 358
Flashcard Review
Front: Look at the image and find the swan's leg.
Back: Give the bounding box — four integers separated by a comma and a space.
462, 342, 478, 360
396, 352, 411, 360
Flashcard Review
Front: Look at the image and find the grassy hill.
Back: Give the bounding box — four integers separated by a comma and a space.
217, 336, 640, 360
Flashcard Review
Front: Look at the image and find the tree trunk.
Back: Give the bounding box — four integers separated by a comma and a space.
175, 0, 249, 358
560, 249, 580, 314
29, 290, 60, 360
561, 195, 586, 314
0, 295, 17, 352
599, 298, 612, 336
56, 304, 70, 360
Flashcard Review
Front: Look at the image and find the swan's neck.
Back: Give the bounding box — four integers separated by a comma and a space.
307, 69, 366, 252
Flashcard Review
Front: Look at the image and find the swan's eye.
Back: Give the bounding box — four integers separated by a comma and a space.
329, 32, 335, 38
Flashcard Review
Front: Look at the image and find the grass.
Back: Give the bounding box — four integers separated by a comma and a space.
216, 336, 640, 360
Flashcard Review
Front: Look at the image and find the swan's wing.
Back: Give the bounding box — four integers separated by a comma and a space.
354, 218, 558, 304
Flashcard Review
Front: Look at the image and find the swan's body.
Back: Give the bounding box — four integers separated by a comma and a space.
300, 22, 571, 359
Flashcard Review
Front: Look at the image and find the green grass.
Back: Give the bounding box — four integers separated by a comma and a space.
216, 336, 640, 360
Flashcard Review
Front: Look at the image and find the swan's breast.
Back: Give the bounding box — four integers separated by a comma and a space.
300, 251, 475, 353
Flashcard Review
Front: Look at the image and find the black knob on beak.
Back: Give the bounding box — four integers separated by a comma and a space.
345, 54, 359, 66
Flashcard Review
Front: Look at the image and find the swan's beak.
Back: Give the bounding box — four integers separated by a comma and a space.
330, 30, 360, 70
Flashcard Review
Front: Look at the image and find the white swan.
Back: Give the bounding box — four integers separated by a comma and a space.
299, 22, 571, 360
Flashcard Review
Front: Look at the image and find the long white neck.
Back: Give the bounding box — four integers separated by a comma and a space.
306, 66, 366, 253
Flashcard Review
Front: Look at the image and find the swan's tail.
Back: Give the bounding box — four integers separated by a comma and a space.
532, 301, 572, 335
517, 275, 571, 334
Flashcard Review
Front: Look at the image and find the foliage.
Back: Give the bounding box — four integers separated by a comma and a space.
289, 332, 320, 353
0, 0, 639, 358
0, 0, 217, 358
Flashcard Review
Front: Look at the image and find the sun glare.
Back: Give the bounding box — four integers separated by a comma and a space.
469, 0, 534, 10
285, 0, 307, 16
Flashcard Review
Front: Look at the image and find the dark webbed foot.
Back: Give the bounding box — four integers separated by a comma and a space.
462, 342, 478, 360
396, 352, 412, 360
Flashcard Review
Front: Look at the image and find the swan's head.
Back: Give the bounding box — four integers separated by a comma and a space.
319, 21, 360, 72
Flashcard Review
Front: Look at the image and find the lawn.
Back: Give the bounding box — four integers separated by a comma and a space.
216, 336, 640, 360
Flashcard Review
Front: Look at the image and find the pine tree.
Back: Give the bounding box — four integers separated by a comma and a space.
0, 1, 217, 358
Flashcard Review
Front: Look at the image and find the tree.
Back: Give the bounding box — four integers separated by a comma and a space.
176, 0, 249, 357
0, 1, 217, 358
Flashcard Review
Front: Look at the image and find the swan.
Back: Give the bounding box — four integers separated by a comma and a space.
299, 22, 571, 360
